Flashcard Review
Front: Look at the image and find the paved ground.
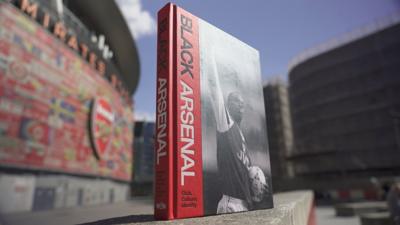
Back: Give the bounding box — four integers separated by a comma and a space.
1, 197, 153, 225
316, 206, 360, 225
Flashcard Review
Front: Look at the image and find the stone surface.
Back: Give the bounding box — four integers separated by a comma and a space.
92, 191, 314, 225
2, 191, 314, 225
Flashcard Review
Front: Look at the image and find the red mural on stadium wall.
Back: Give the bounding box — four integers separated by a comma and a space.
0, 3, 133, 181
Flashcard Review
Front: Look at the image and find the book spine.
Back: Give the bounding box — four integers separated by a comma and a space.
155, 3, 174, 220
174, 7, 204, 218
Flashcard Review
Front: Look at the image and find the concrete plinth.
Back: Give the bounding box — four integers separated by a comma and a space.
99, 190, 315, 225
335, 202, 387, 217
360, 212, 393, 225
3, 191, 315, 225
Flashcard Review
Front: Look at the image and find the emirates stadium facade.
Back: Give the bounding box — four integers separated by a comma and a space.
0, 0, 139, 212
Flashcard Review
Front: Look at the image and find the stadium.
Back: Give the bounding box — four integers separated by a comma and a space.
0, 0, 139, 212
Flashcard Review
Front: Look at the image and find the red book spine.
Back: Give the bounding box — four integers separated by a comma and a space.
155, 3, 174, 220
174, 7, 204, 218
155, 4, 204, 219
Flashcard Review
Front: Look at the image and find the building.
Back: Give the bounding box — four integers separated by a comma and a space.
131, 120, 155, 196
288, 12, 400, 187
0, 0, 139, 212
263, 78, 294, 190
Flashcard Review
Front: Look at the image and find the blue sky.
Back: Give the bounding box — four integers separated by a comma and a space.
117, 0, 400, 120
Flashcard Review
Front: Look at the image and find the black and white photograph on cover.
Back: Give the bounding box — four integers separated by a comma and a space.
199, 20, 273, 215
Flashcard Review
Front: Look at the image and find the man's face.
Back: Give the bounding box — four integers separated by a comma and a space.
228, 93, 244, 124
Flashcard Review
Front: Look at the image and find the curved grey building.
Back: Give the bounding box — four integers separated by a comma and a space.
288, 13, 400, 177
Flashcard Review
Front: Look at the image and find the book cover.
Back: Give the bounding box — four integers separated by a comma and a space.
155, 3, 273, 220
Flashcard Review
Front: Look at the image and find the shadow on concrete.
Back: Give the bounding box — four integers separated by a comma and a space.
79, 214, 154, 224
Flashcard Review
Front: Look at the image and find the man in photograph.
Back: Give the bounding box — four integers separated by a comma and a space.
207, 54, 268, 213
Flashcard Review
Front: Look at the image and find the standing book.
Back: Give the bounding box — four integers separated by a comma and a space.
155, 3, 273, 220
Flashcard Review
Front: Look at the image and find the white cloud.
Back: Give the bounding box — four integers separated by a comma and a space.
116, 0, 156, 39
134, 110, 155, 122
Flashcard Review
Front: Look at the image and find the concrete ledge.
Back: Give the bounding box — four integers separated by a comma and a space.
2, 191, 315, 225
122, 190, 315, 225
334, 202, 387, 217
360, 212, 393, 225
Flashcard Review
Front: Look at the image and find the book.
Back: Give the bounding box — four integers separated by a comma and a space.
155, 3, 273, 219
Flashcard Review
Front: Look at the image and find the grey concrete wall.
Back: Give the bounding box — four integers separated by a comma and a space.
0, 173, 130, 213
